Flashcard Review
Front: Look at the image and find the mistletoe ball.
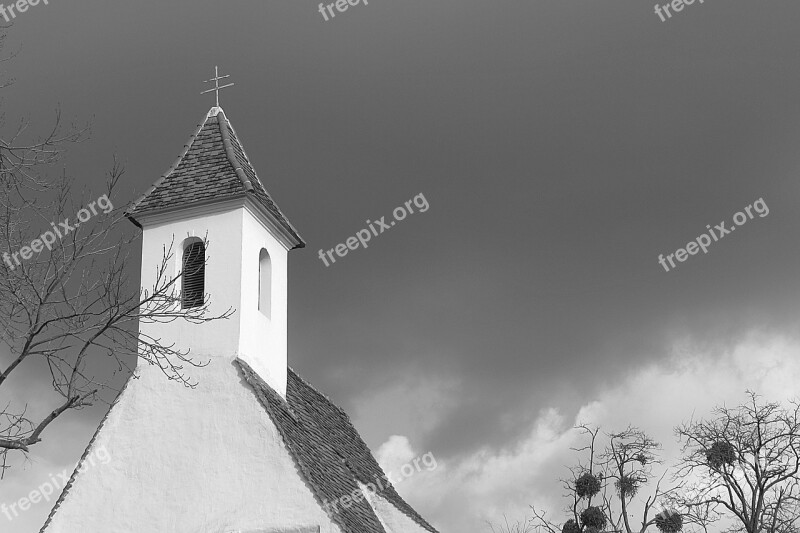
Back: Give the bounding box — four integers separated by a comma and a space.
580, 506, 607, 530
655, 510, 683, 533
575, 472, 602, 498
561, 519, 581, 533
705, 441, 735, 470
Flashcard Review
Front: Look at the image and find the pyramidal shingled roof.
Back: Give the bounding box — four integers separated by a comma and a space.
126, 107, 304, 248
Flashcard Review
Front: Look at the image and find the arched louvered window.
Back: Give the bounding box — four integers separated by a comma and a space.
182, 240, 206, 309
258, 248, 271, 319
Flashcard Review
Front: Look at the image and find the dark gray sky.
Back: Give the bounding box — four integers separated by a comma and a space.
2, 1, 800, 531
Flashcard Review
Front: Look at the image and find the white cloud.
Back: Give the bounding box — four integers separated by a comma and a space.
391, 330, 800, 533
376, 435, 418, 473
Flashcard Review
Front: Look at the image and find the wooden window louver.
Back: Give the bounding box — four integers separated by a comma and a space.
182, 241, 205, 309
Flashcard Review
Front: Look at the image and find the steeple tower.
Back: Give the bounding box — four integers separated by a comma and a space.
126, 105, 304, 397
41, 100, 439, 533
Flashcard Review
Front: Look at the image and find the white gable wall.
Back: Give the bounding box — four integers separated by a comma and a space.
42, 361, 340, 533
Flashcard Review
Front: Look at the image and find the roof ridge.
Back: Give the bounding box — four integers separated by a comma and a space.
217, 112, 306, 247
217, 109, 254, 192
125, 108, 217, 225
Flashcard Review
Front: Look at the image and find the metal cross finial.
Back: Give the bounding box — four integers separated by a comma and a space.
201, 66, 234, 107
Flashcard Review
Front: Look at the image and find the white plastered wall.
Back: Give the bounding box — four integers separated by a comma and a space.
137, 201, 290, 396
42, 361, 340, 533
237, 204, 289, 398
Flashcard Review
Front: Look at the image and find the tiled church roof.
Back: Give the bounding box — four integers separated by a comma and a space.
125, 108, 304, 248
235, 360, 439, 533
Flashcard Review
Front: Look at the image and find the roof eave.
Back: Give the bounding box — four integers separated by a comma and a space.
243, 194, 306, 250
126, 194, 305, 251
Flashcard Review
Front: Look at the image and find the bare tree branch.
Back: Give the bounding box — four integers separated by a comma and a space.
0, 121, 233, 473
675, 391, 800, 533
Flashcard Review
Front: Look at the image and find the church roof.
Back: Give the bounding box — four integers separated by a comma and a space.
125, 108, 304, 248
235, 360, 439, 533
39, 361, 439, 533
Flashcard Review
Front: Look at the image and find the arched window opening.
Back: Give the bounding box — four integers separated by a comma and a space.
259, 248, 271, 318
182, 240, 206, 309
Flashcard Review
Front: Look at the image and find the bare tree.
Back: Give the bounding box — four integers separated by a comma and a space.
0, 48, 232, 473
675, 391, 800, 533
0, 165, 233, 476
600, 427, 682, 533
528, 425, 685, 533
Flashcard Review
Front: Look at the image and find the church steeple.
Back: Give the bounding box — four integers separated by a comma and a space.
40, 84, 439, 533
125, 106, 304, 397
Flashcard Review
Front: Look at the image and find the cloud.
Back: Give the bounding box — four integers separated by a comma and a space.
387, 330, 800, 533
376, 435, 418, 473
